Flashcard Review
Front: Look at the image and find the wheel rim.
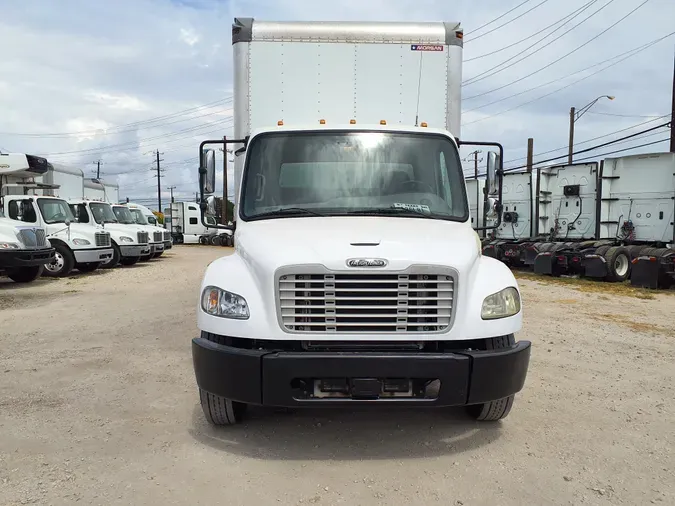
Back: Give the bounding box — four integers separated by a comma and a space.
614, 254, 629, 277
101, 253, 112, 265
45, 252, 64, 273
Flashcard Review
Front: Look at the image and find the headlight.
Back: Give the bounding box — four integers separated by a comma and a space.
119, 236, 134, 243
0, 242, 20, 249
72, 238, 91, 245
481, 287, 521, 320
201, 286, 249, 319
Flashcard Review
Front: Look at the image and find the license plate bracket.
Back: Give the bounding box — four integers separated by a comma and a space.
350, 378, 381, 399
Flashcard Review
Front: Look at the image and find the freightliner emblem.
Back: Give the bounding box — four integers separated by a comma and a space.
346, 258, 388, 268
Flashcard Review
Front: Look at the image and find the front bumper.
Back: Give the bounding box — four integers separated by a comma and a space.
192, 333, 531, 407
72, 247, 113, 264
120, 244, 151, 257
0, 247, 55, 268
151, 243, 165, 254
163, 240, 172, 250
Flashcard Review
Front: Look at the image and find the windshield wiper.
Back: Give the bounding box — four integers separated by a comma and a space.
250, 207, 325, 219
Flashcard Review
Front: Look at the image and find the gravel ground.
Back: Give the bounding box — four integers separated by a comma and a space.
1, 246, 674, 506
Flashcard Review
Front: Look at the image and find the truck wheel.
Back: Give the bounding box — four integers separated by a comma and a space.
43, 243, 75, 278
101, 243, 121, 269
140, 254, 153, 262
465, 335, 517, 422
77, 262, 101, 273
7, 265, 44, 283
199, 388, 247, 426
603, 246, 631, 282
120, 256, 140, 266
153, 250, 164, 258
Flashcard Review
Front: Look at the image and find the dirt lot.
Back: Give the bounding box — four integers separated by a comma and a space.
1, 246, 674, 506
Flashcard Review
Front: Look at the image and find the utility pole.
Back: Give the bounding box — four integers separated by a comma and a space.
92, 159, 103, 179
168, 185, 176, 203
526, 138, 534, 172
150, 150, 165, 213
670, 48, 675, 153
568, 107, 575, 164
167, 185, 176, 236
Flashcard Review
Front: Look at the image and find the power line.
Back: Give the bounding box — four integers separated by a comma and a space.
466, 0, 552, 42
462, 34, 673, 127
463, 33, 674, 115
586, 111, 669, 118
464, 0, 597, 62
0, 97, 233, 137
465, 0, 533, 36
571, 137, 670, 163
463, 0, 602, 85
463, 0, 652, 101
503, 115, 671, 165
504, 121, 670, 171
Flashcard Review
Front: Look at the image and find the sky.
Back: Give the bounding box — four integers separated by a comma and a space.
1, 0, 674, 210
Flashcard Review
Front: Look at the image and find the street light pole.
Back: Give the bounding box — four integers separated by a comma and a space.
568, 95, 614, 164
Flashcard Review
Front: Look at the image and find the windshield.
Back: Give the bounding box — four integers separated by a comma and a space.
37, 198, 76, 224
112, 206, 136, 225
90, 202, 118, 225
129, 208, 149, 225
240, 131, 468, 221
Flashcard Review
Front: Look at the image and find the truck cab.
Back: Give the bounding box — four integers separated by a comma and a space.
2, 194, 113, 277
126, 202, 172, 254
0, 209, 55, 283
68, 199, 151, 267
110, 204, 163, 261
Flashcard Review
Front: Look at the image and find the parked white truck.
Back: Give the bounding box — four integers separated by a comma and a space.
164, 201, 225, 244
0, 155, 113, 277
192, 19, 530, 425
0, 208, 55, 283
110, 204, 163, 261
126, 202, 172, 254
69, 199, 151, 267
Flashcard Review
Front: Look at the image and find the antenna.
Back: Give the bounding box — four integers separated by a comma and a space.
414, 52, 424, 127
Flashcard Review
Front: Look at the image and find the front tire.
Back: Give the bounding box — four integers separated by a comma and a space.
43, 243, 75, 278
120, 256, 140, 266
101, 243, 121, 269
77, 262, 101, 273
7, 265, 44, 283
465, 335, 517, 422
199, 388, 247, 426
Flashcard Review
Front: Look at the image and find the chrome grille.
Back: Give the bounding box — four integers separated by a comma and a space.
95, 232, 111, 247
277, 268, 455, 334
18, 228, 48, 248
137, 231, 149, 244
163, 231, 170, 241
153, 231, 163, 242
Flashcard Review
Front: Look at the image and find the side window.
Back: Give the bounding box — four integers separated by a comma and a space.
189, 217, 198, 225
8, 200, 37, 223
70, 204, 89, 223
188, 206, 197, 211
147, 216, 157, 225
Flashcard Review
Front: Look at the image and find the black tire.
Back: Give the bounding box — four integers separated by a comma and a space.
120, 256, 140, 266
465, 335, 517, 422
43, 242, 75, 278
199, 236, 209, 245
153, 250, 163, 258
210, 235, 220, 246
101, 243, 121, 269
77, 262, 101, 273
603, 246, 631, 282
140, 253, 153, 262
199, 388, 247, 426
7, 265, 44, 283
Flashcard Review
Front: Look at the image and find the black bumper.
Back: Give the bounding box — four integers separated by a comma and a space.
0, 247, 55, 268
192, 335, 531, 408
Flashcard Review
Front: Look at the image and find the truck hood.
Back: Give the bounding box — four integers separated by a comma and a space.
235, 216, 479, 275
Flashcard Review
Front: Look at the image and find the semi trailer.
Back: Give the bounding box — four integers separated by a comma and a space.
475, 152, 675, 288
190, 18, 531, 426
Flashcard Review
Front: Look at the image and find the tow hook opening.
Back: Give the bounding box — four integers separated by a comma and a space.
290, 377, 440, 400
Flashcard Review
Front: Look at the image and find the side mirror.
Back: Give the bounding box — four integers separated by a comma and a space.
486, 151, 500, 196
201, 149, 216, 195
205, 195, 217, 217
65, 219, 71, 227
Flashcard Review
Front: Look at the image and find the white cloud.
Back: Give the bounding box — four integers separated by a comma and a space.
0, 0, 673, 207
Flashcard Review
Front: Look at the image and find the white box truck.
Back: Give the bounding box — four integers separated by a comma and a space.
192, 19, 530, 425
0, 154, 113, 277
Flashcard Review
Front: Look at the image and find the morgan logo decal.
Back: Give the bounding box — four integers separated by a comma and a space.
411, 44, 444, 52
346, 258, 388, 268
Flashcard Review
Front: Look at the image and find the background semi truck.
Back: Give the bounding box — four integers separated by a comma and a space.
164, 201, 219, 244
191, 18, 531, 426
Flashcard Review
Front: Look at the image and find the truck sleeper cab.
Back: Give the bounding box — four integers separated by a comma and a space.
193, 126, 531, 425
68, 200, 151, 267
111, 205, 164, 261
0, 212, 55, 283
2, 195, 113, 277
